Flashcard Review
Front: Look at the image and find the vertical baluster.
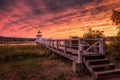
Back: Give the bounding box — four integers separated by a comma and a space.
64, 40, 66, 53
99, 38, 105, 55
78, 39, 83, 63
53, 40, 54, 48
56, 40, 58, 49
70, 39, 72, 48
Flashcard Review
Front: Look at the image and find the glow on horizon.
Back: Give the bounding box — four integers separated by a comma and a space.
0, 0, 120, 39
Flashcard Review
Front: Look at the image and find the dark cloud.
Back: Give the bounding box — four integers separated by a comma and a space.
0, 0, 120, 38
95, 0, 103, 3
48, 12, 77, 22
33, 8, 44, 15
0, 0, 16, 12
24, 0, 45, 15
43, 0, 93, 13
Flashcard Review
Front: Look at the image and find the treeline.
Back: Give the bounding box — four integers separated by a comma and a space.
0, 36, 36, 44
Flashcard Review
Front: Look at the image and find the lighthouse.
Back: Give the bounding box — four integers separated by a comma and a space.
36, 30, 42, 43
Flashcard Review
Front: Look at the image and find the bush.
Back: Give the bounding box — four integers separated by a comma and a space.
83, 28, 104, 38
107, 37, 120, 62
107, 10, 120, 62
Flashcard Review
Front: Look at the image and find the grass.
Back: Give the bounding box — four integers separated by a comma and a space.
0, 44, 93, 80
0, 44, 49, 63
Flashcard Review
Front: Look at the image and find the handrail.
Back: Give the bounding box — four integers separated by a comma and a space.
36, 38, 105, 63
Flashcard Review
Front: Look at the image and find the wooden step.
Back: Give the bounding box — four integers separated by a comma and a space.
66, 51, 78, 56
91, 63, 115, 71
97, 76, 120, 80
88, 59, 110, 65
83, 54, 120, 80
58, 49, 64, 52
91, 63, 114, 68
83, 54, 104, 57
84, 54, 105, 60
95, 69, 120, 79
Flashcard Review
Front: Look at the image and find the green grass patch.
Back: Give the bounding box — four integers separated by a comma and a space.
0, 44, 50, 63
0, 44, 93, 80
0, 58, 42, 80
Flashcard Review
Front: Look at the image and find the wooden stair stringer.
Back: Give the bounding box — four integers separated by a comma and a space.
83, 54, 120, 80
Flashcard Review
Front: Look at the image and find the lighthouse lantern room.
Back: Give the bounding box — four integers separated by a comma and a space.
36, 30, 42, 42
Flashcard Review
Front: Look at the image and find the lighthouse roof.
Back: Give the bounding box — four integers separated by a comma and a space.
36, 30, 42, 37
38, 30, 41, 33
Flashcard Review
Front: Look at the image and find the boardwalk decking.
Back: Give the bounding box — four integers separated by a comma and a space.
37, 38, 105, 63
36, 38, 120, 80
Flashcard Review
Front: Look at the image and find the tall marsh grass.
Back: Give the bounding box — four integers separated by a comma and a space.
0, 44, 49, 63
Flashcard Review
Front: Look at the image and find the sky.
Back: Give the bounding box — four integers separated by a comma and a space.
0, 0, 120, 39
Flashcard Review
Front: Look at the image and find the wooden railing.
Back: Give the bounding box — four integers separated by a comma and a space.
36, 38, 105, 63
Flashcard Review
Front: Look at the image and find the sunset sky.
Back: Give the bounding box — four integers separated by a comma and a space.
0, 0, 120, 39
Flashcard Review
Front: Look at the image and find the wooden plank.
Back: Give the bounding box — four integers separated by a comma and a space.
58, 46, 78, 54
38, 38, 105, 64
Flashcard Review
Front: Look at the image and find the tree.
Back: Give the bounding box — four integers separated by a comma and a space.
107, 36, 120, 61
82, 28, 105, 53
111, 10, 120, 35
69, 35, 80, 40
83, 28, 104, 38
107, 10, 120, 61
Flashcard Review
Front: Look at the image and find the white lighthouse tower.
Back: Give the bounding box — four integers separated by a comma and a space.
36, 30, 42, 43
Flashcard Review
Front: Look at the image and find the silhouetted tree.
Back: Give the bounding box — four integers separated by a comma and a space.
69, 35, 80, 40
83, 28, 104, 38
107, 10, 120, 61
111, 10, 120, 35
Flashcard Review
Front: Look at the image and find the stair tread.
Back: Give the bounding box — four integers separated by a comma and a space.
87, 58, 109, 62
95, 69, 120, 75
91, 63, 114, 68
83, 54, 105, 57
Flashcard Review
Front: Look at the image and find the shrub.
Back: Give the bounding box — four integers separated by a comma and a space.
107, 37, 120, 62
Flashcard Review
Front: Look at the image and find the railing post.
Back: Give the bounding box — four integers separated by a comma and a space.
52, 40, 54, 48
45, 39, 48, 47
64, 40, 66, 53
70, 39, 72, 48
72, 39, 84, 72
44, 39, 45, 45
50, 39, 52, 47
47, 40, 49, 47
99, 38, 105, 55
56, 40, 58, 49
78, 39, 83, 63
49, 40, 50, 47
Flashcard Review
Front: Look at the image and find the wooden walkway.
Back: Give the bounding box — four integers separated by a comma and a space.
37, 38, 105, 63
36, 38, 120, 80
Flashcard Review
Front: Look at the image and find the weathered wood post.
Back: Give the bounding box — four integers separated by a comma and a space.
0, 36, 2, 44
48, 40, 50, 47
50, 39, 52, 47
64, 40, 66, 54
70, 39, 72, 48
78, 39, 83, 63
52, 40, 54, 48
72, 39, 84, 72
56, 40, 58, 49
46, 39, 48, 47
47, 39, 49, 46
49, 39, 51, 47
99, 38, 105, 55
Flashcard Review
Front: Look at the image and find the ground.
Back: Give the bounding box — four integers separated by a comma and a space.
0, 58, 94, 80
0, 45, 93, 80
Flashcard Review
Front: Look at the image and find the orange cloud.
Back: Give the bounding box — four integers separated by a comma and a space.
0, 0, 120, 38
